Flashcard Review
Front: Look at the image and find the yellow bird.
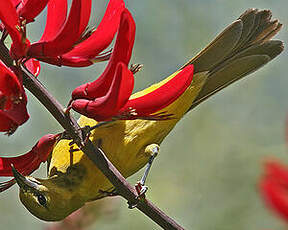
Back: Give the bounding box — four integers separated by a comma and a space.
12, 9, 283, 221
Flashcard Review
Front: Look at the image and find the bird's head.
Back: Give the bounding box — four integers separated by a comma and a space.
12, 166, 85, 221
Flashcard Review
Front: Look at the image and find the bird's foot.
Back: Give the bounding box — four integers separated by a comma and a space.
135, 181, 148, 199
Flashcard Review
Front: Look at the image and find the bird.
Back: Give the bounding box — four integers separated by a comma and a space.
11, 9, 284, 221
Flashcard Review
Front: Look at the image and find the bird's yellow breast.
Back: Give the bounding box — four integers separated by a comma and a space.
49, 72, 207, 201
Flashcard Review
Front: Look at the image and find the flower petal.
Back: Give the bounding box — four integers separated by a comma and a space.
38, 54, 110, 67
38, 0, 68, 43
16, 0, 49, 23
60, 0, 125, 66
0, 134, 58, 192
0, 112, 18, 133
29, 0, 91, 57
72, 8, 135, 99
0, 92, 29, 134
0, 0, 30, 58
0, 64, 29, 134
0, 60, 21, 109
120, 65, 194, 116
24, 58, 41, 77
72, 62, 134, 121
11, 0, 22, 7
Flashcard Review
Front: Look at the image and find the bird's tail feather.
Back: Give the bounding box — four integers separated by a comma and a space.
182, 9, 283, 111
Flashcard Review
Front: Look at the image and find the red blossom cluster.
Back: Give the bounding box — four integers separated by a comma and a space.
0, 0, 194, 191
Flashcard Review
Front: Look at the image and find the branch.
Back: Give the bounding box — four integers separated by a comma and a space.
0, 42, 185, 230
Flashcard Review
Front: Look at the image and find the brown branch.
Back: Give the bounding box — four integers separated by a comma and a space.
0, 41, 185, 230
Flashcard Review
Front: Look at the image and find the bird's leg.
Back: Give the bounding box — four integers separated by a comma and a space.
68, 142, 81, 166
135, 144, 160, 198
66, 121, 115, 146
80, 125, 93, 144
68, 125, 100, 146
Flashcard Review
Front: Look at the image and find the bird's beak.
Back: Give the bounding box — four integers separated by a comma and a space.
11, 165, 40, 191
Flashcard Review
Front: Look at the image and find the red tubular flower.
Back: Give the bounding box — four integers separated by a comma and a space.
28, 0, 92, 58
72, 8, 135, 100
0, 134, 59, 192
71, 9, 194, 121
58, 0, 126, 67
0, 61, 29, 133
72, 62, 134, 121
36, 0, 125, 67
260, 160, 288, 222
120, 65, 194, 117
0, 0, 30, 59
72, 65, 194, 121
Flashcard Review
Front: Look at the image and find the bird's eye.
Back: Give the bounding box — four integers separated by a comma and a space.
36, 194, 47, 206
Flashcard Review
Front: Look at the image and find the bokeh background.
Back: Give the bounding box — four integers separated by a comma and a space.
0, 0, 287, 229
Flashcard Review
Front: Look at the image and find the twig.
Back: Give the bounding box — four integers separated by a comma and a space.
0, 41, 185, 230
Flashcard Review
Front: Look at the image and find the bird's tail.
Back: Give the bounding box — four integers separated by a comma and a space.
183, 9, 283, 111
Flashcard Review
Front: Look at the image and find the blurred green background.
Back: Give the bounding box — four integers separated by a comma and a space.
0, 0, 287, 229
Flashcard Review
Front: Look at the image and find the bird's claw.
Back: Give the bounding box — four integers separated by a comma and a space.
135, 181, 148, 199
127, 201, 138, 209
127, 182, 148, 209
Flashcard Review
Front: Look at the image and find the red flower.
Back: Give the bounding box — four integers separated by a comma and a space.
0, 0, 30, 59
71, 9, 194, 121
28, 0, 125, 67
0, 61, 29, 134
72, 62, 134, 121
28, 0, 92, 58
0, 134, 59, 192
42, 0, 126, 67
260, 160, 288, 222
119, 65, 194, 118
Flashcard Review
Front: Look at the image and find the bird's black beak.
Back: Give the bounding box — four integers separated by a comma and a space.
11, 165, 40, 191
